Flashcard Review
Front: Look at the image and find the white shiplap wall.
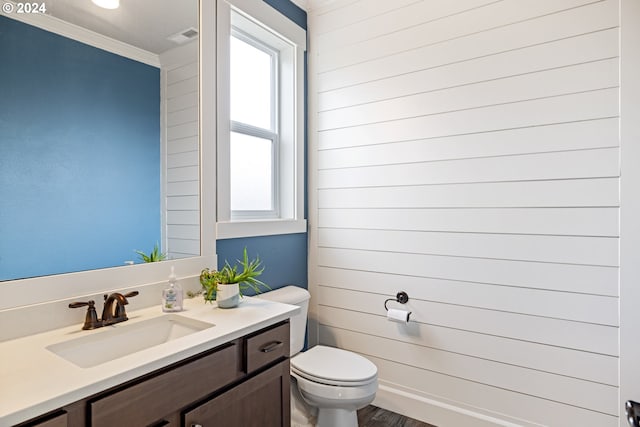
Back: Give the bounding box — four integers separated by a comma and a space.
160, 42, 200, 259
307, 0, 620, 426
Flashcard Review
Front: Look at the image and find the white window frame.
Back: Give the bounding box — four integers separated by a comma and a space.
229, 28, 279, 219
216, 0, 307, 239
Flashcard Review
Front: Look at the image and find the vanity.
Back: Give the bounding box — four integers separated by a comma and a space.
0, 297, 298, 427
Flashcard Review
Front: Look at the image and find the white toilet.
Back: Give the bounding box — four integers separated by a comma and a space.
258, 286, 378, 427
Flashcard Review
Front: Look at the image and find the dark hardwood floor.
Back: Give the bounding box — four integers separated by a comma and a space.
357, 405, 437, 427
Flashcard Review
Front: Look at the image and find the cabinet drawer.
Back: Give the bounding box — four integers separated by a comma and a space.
91, 340, 242, 427
245, 322, 289, 373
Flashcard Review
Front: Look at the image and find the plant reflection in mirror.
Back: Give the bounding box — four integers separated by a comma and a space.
135, 243, 167, 263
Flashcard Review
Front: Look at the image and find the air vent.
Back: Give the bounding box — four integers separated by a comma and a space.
167, 27, 199, 44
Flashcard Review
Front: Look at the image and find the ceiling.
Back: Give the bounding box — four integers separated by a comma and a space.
42, 0, 198, 54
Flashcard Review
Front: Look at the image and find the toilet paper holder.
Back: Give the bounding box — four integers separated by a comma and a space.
384, 291, 410, 311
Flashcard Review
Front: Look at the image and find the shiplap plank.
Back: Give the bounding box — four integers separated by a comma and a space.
319, 325, 616, 415
167, 224, 199, 240
318, 305, 617, 385
319, 59, 618, 130
317, 0, 605, 73
319, 88, 618, 149
317, 0, 618, 91
167, 91, 198, 113
166, 195, 198, 211
167, 121, 198, 141
167, 136, 198, 155
318, 207, 619, 237
166, 75, 198, 99
315, 0, 497, 55
317, 247, 618, 297
318, 228, 618, 268
360, 355, 617, 427
309, 0, 358, 16
167, 238, 199, 256
166, 210, 199, 225
162, 44, 199, 267
311, 0, 419, 36
169, 251, 197, 260
317, 266, 617, 327
309, 0, 621, 423
319, 28, 618, 111
167, 165, 198, 182
167, 150, 199, 169
318, 148, 619, 188
167, 106, 198, 127
166, 180, 198, 197
166, 61, 198, 84
318, 119, 618, 168
318, 178, 619, 209
317, 286, 618, 355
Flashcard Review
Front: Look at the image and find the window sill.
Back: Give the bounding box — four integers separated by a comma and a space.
216, 219, 307, 239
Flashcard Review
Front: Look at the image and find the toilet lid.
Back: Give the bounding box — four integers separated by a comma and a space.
291, 345, 377, 386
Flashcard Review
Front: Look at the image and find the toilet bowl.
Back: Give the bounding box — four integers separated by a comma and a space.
258, 286, 378, 427
292, 345, 378, 427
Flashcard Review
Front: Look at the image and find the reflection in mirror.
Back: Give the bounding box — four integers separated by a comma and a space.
0, 0, 199, 281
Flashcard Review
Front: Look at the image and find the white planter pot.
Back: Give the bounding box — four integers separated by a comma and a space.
217, 283, 240, 308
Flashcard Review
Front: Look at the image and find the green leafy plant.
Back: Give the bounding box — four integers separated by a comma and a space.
135, 243, 167, 263
200, 269, 224, 302
200, 248, 270, 302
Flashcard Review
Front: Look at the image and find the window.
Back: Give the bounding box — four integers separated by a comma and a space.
229, 30, 278, 216
217, 0, 306, 238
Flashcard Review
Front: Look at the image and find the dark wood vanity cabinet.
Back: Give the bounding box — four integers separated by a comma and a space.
90, 340, 244, 427
17, 321, 290, 427
184, 359, 290, 427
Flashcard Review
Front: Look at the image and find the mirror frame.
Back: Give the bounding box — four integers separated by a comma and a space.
1, 0, 216, 311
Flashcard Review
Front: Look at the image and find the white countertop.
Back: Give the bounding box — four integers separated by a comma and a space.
0, 296, 299, 426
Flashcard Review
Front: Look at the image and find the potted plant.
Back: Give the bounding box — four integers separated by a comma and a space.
200, 248, 270, 308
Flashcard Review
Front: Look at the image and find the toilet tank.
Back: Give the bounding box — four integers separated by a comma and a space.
257, 286, 310, 356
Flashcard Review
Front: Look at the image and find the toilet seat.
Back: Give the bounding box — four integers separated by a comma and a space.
291, 345, 378, 387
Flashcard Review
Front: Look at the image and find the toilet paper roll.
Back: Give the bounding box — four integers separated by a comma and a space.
387, 308, 411, 323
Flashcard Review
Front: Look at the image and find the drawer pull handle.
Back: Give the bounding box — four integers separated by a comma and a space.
260, 341, 284, 353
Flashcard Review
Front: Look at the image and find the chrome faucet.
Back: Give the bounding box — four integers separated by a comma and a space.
69, 291, 139, 330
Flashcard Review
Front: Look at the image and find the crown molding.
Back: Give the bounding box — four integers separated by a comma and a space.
1, 3, 160, 67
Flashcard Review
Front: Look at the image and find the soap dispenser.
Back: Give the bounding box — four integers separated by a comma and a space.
162, 266, 183, 312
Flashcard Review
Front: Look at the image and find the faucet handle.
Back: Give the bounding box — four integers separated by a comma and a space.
103, 291, 139, 303
123, 291, 139, 299
69, 300, 102, 330
69, 300, 94, 309
114, 291, 139, 319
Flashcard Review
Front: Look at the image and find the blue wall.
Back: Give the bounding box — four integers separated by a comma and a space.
217, 1, 308, 291
217, 233, 308, 294
263, 0, 307, 29
0, 16, 160, 280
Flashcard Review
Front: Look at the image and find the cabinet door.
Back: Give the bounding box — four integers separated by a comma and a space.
91, 341, 242, 427
184, 360, 290, 427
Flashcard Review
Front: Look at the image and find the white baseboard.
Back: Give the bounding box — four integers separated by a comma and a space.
373, 383, 531, 427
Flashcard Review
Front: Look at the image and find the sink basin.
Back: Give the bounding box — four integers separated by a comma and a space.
47, 314, 214, 368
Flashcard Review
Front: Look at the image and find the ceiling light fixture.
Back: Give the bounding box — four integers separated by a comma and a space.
92, 0, 119, 9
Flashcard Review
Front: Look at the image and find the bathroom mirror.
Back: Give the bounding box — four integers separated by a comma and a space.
0, 0, 200, 281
